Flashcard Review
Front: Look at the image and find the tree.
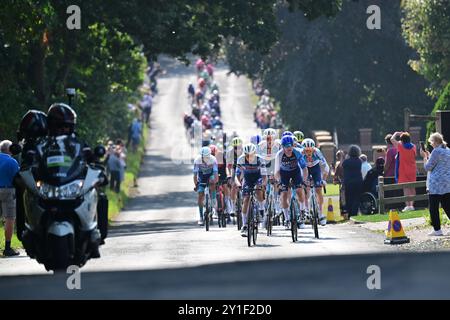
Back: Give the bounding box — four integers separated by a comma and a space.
427, 81, 450, 138
402, 0, 450, 98
226, 0, 432, 142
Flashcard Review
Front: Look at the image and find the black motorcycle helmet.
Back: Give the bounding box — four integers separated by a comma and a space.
17, 109, 48, 141
47, 103, 77, 136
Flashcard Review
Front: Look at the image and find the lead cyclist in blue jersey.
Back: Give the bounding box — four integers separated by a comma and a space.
301, 138, 330, 226
274, 135, 308, 230
193, 147, 219, 226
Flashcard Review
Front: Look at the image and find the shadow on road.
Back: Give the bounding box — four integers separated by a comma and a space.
123, 191, 196, 211
108, 219, 199, 238
4, 251, 450, 299
138, 154, 193, 178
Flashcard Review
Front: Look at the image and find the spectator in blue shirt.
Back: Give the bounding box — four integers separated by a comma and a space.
0, 140, 20, 256
421, 133, 450, 236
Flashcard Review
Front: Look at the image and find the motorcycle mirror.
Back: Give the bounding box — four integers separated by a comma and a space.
94, 145, 106, 158
9, 143, 22, 156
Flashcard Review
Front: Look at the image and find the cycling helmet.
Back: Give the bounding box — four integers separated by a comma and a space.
209, 145, 218, 156
281, 135, 294, 147
263, 89, 270, 96
302, 138, 315, 149
200, 146, 211, 157
47, 103, 77, 136
250, 134, 262, 145
293, 131, 304, 142
263, 128, 277, 138
231, 137, 243, 147
282, 131, 293, 137
18, 109, 48, 141
243, 143, 257, 155
212, 90, 219, 96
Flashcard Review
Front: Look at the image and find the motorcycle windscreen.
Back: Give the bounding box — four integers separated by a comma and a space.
39, 137, 85, 186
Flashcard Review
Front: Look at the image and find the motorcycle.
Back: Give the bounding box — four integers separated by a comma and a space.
18, 134, 108, 271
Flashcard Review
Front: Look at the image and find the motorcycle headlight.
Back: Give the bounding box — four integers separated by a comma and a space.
38, 180, 84, 199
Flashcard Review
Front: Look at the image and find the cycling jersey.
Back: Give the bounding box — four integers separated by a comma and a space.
193, 155, 218, 177
302, 147, 328, 170
274, 148, 307, 173
236, 154, 265, 196
225, 147, 243, 170
236, 154, 265, 178
258, 140, 280, 176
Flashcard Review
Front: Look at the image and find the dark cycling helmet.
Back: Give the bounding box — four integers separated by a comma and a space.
281, 135, 294, 147
282, 131, 293, 137
47, 103, 77, 136
17, 109, 48, 141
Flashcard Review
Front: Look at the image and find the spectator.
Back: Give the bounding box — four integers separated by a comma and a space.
360, 154, 372, 180
391, 132, 417, 212
0, 140, 20, 256
343, 145, 363, 218
384, 133, 397, 177
141, 93, 153, 127
119, 146, 127, 186
129, 118, 142, 153
108, 146, 122, 193
363, 157, 385, 195
421, 132, 450, 236
333, 150, 347, 216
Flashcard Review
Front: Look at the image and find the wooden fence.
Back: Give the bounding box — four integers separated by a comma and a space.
378, 176, 428, 214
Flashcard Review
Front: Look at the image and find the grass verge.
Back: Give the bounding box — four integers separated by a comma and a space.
106, 125, 148, 222
351, 208, 446, 223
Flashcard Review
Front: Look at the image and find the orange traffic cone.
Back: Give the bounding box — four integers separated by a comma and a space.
326, 198, 336, 223
384, 210, 410, 244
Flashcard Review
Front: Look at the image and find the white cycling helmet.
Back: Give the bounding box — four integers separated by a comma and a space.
302, 138, 315, 149
243, 143, 257, 155
263, 128, 277, 138
200, 146, 211, 157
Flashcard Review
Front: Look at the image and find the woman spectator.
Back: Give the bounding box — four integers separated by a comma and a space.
384, 133, 397, 177
343, 145, 363, 218
421, 133, 450, 236
333, 150, 347, 217
391, 132, 417, 212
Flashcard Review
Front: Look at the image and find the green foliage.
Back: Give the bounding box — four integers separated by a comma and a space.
226, 0, 432, 143
0, 0, 288, 144
402, 0, 450, 98
427, 81, 450, 138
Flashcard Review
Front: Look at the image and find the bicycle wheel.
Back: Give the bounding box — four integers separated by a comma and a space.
247, 214, 252, 247
266, 200, 273, 236
237, 194, 242, 230
205, 194, 210, 232
217, 193, 223, 228
311, 195, 319, 239
290, 200, 298, 242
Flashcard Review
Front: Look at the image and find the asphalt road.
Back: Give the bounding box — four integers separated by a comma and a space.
3, 58, 449, 299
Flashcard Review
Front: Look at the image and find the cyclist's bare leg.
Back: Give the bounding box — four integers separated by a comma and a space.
210, 182, 217, 210
242, 196, 250, 225
316, 187, 323, 215
280, 190, 290, 222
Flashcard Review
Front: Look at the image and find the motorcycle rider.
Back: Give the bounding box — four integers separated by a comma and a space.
15, 110, 49, 241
